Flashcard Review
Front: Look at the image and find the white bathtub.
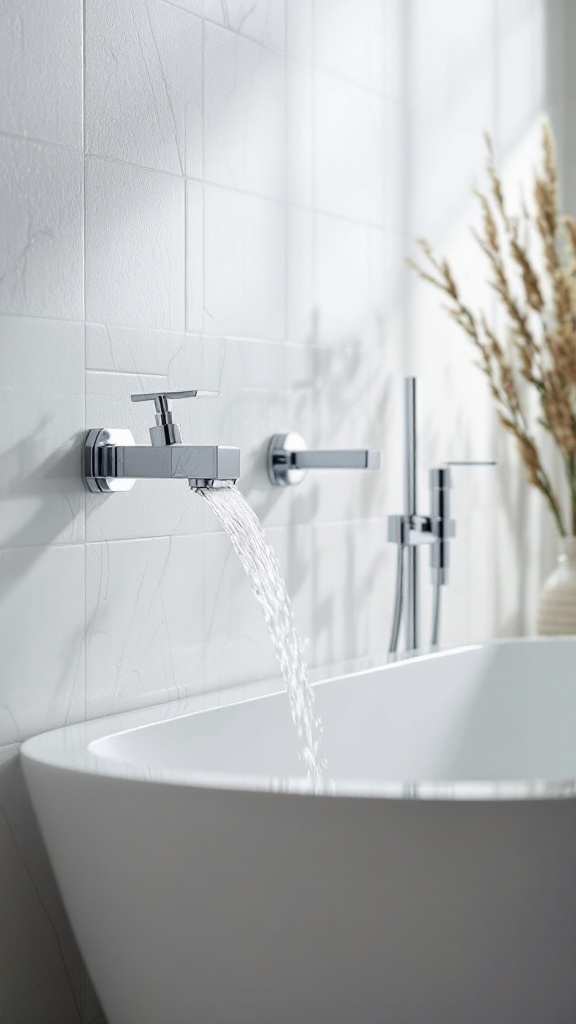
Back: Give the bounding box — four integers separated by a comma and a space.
21, 639, 576, 1024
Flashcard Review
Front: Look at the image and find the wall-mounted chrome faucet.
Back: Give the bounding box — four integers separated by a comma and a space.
83, 389, 241, 492
268, 432, 381, 486
388, 378, 495, 657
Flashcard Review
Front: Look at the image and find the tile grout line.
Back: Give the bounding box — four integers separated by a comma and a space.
0, 127, 82, 154
79, 150, 394, 230
0, 512, 390, 556
199, 9, 287, 57
0, 312, 382, 357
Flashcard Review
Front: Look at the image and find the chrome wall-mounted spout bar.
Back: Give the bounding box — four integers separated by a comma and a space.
387, 378, 495, 657
268, 432, 381, 487
83, 389, 240, 492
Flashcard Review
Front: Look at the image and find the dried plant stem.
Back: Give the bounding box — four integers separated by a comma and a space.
410, 121, 576, 538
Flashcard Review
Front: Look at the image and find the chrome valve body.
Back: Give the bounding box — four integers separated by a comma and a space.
83, 389, 240, 493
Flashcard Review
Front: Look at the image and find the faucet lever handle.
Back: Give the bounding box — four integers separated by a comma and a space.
445, 460, 497, 468
131, 389, 218, 405
130, 390, 219, 446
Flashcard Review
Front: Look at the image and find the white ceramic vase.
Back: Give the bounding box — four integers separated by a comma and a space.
537, 537, 576, 636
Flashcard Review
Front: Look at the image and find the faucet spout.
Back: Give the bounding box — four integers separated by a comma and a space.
85, 433, 240, 492
116, 444, 240, 484
83, 387, 241, 493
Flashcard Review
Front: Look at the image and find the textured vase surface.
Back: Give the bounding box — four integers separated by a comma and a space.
537, 537, 576, 636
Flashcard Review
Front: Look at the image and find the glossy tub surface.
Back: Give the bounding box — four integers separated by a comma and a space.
21, 639, 576, 1024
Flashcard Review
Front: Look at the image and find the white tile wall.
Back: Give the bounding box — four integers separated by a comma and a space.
167, 0, 203, 15
0, 546, 85, 745
0, 138, 83, 319
314, 213, 386, 349
0, 0, 83, 148
286, 0, 313, 63
496, 0, 545, 151
0, 1, 566, 1020
286, 57, 314, 206
0, 317, 84, 549
85, 157, 185, 330
85, 0, 203, 177
203, 22, 286, 198
448, 0, 496, 134
186, 179, 205, 332
287, 206, 314, 341
204, 0, 286, 51
314, 0, 385, 92
201, 183, 286, 339
85, 536, 205, 718
311, 518, 393, 666
314, 70, 385, 223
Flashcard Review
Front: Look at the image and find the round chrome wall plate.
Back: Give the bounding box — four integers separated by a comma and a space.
267, 432, 307, 487
83, 428, 136, 493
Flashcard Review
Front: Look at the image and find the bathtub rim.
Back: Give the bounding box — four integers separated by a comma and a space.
20, 637, 576, 803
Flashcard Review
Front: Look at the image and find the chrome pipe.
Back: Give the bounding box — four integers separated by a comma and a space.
388, 542, 406, 658
430, 580, 442, 650
404, 377, 419, 652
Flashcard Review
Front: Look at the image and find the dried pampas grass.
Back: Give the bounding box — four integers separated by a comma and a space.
410, 121, 576, 537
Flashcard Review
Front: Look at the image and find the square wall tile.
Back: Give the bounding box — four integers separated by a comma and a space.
202, 184, 286, 340
86, 536, 205, 718
495, 0, 545, 152
447, 0, 495, 135
0, 138, 83, 319
311, 519, 392, 667
186, 180, 205, 334
203, 23, 286, 199
85, 157, 185, 330
407, 118, 461, 241
287, 206, 314, 343
314, 71, 385, 225
287, 58, 314, 207
286, 0, 313, 62
314, 214, 385, 348
86, 0, 202, 177
204, 0, 286, 50
314, 0, 385, 92
408, 0, 452, 119
382, 0, 404, 101
86, 321, 195, 375
0, 0, 82, 147
0, 545, 85, 746
0, 316, 84, 549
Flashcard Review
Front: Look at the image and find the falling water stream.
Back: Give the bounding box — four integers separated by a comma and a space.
196, 482, 326, 788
